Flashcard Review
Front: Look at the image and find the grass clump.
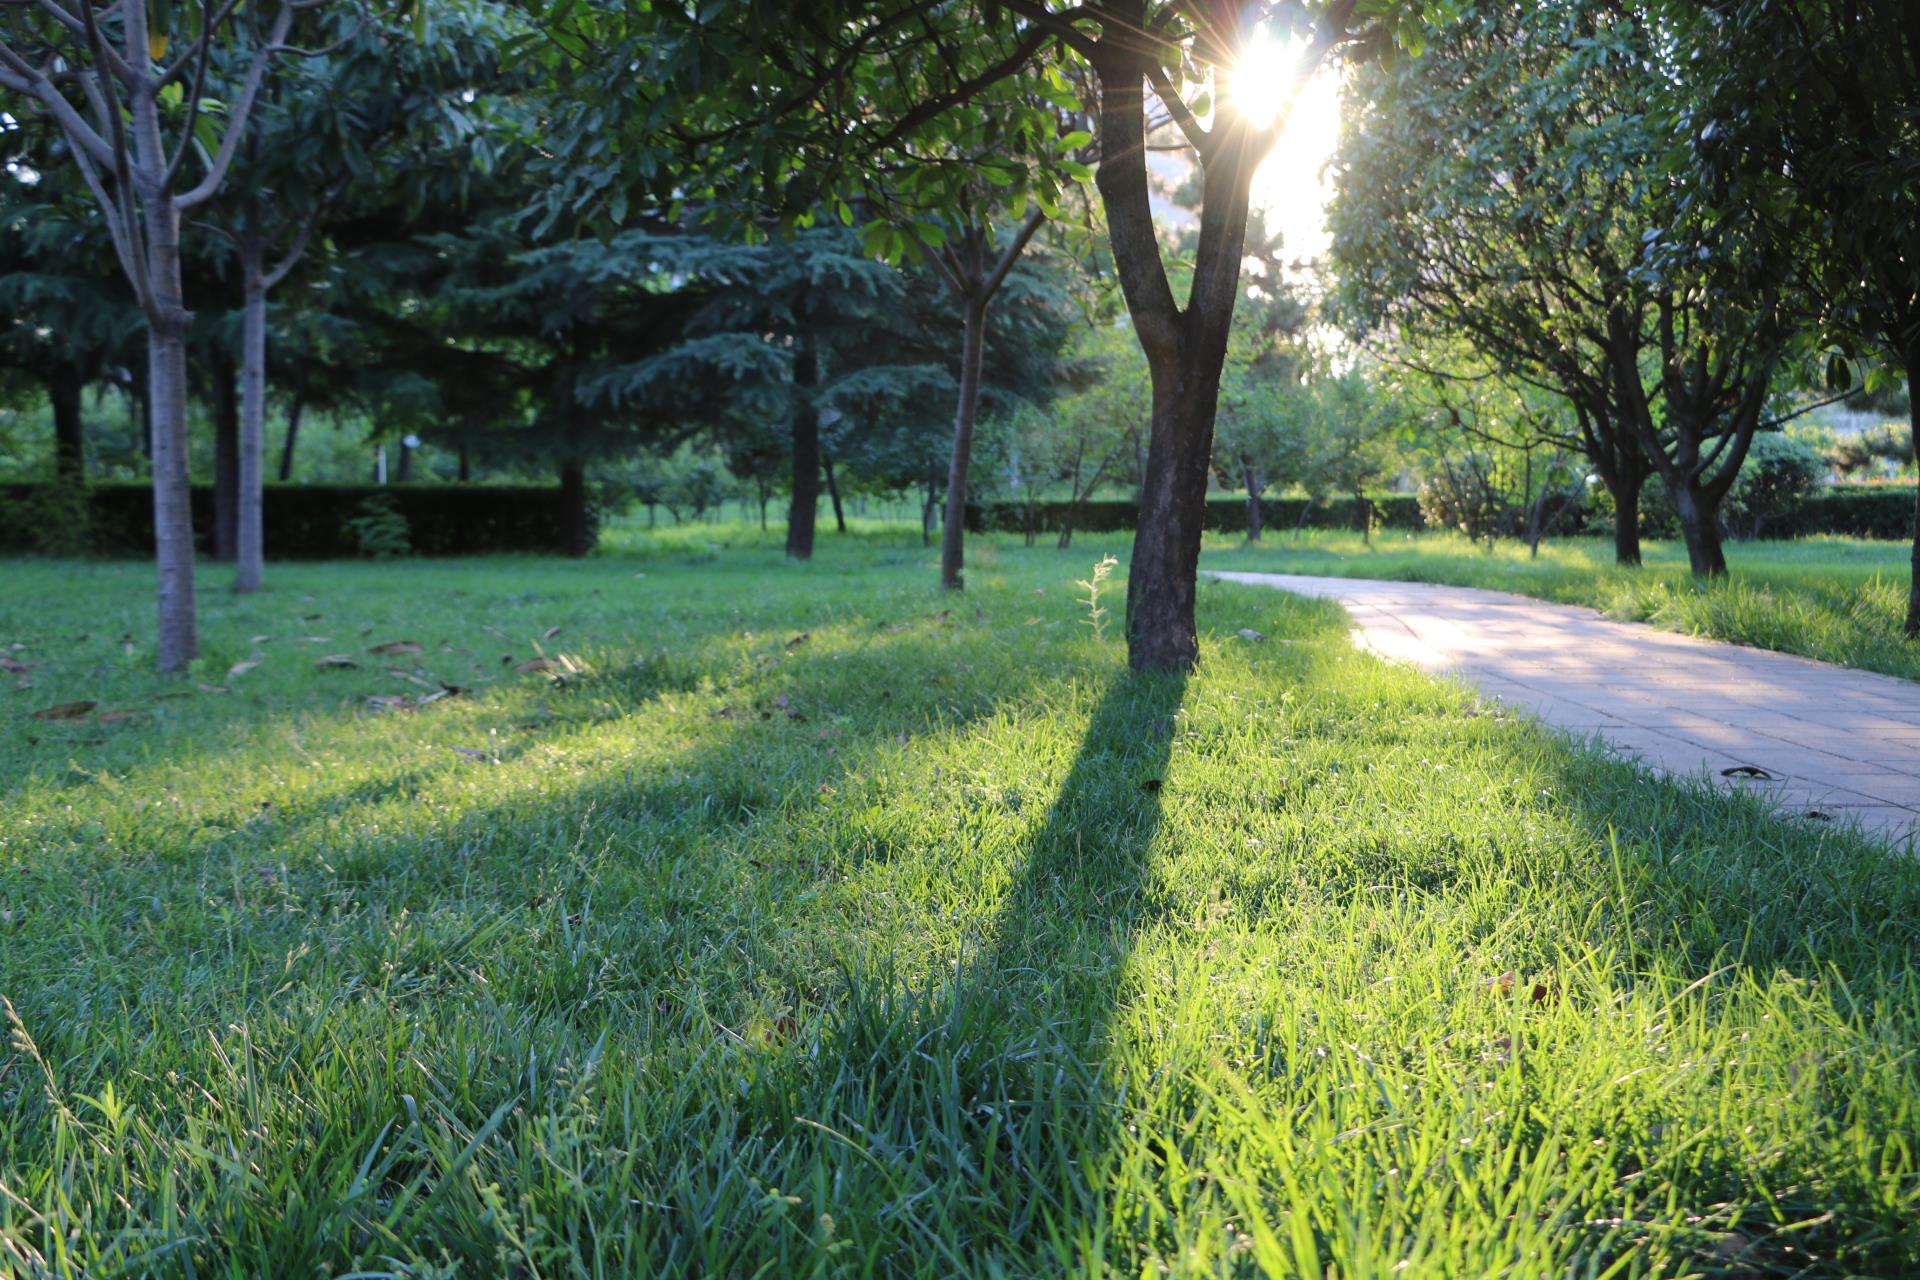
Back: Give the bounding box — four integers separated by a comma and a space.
1, 536, 1918, 1276
1206, 529, 1920, 682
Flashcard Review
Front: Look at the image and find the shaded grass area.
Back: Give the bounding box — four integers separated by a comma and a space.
3, 537, 1919, 1276
1205, 530, 1920, 683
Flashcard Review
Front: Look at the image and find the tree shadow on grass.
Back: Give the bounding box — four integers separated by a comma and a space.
728, 669, 1189, 1273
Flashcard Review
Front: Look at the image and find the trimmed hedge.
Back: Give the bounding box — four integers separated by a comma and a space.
1760, 485, 1917, 540
0, 483, 590, 557
978, 494, 1428, 536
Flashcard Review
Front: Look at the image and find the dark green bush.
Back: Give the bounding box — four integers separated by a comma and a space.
0, 483, 591, 557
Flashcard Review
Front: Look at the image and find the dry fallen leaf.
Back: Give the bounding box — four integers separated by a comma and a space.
0, 656, 34, 674
514, 658, 559, 674
542, 626, 562, 640
228, 659, 262, 678
29, 700, 95, 721
1486, 971, 1517, 997
313, 655, 359, 670
365, 694, 412, 712
368, 640, 423, 656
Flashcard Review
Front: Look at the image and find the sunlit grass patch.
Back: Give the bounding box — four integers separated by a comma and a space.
2, 538, 1918, 1276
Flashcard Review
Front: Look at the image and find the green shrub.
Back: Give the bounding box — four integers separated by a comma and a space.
1725, 432, 1826, 538
342, 495, 412, 558
0, 476, 93, 555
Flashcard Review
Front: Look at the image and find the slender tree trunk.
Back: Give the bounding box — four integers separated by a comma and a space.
458, 443, 471, 482
144, 195, 199, 672
824, 449, 847, 534
1242, 459, 1262, 542
758, 479, 769, 531
922, 467, 938, 546
211, 354, 240, 563
277, 398, 303, 482
559, 459, 590, 557
1905, 345, 1920, 635
940, 295, 988, 590
786, 343, 820, 560
49, 368, 84, 479
397, 438, 415, 482
235, 241, 268, 593
1358, 493, 1372, 546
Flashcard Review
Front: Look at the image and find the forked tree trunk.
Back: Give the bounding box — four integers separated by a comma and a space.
236, 246, 268, 593
49, 369, 85, 479
1670, 482, 1729, 576
786, 343, 820, 561
940, 295, 988, 589
212, 355, 240, 563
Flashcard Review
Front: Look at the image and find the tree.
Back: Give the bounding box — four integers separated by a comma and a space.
1, 0, 339, 669
529, 0, 1422, 670
1333, 0, 1805, 576
0, 131, 140, 480
1682, 1, 1920, 623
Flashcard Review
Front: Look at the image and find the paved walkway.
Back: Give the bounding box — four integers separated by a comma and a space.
1214, 572, 1920, 845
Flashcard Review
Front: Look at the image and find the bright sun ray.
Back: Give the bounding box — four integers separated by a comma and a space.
1220, 26, 1344, 262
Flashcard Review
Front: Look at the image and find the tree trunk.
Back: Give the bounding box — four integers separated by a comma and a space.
277, 399, 303, 482
758, 480, 769, 531
940, 295, 989, 590
397, 438, 415, 482
144, 193, 199, 672
235, 252, 268, 594
211, 354, 240, 563
1358, 493, 1373, 546
1905, 342, 1920, 636
1670, 484, 1729, 577
824, 449, 847, 534
1611, 468, 1643, 567
458, 443, 471, 482
559, 458, 591, 557
1243, 459, 1262, 542
49, 368, 85, 479
785, 343, 820, 560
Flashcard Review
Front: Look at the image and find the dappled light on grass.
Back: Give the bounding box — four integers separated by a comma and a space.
3, 537, 1919, 1275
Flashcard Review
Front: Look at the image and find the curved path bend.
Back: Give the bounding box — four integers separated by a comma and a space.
1213, 571, 1920, 845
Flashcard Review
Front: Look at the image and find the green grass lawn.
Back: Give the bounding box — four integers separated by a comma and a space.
5, 531, 1920, 1276
1206, 530, 1920, 683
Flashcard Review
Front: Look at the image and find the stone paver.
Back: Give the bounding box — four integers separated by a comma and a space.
1214, 571, 1920, 846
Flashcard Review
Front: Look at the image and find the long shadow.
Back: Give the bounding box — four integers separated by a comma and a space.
756, 668, 1189, 1271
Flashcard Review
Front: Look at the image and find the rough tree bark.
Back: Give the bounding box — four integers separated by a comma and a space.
786, 341, 821, 560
